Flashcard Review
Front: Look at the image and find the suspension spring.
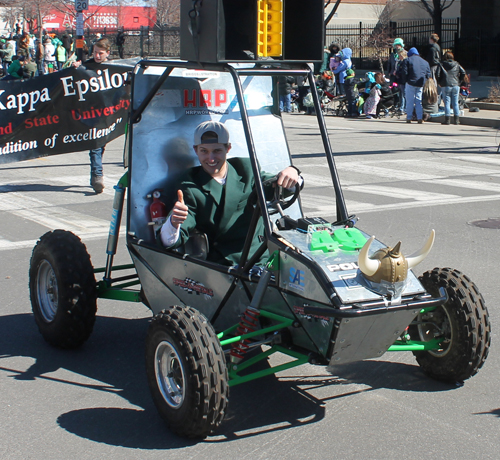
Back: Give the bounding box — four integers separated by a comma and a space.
229, 306, 261, 363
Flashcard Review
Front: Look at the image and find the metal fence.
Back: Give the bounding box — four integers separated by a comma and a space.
325, 18, 460, 70
66, 18, 500, 75
58, 27, 181, 59
455, 34, 500, 77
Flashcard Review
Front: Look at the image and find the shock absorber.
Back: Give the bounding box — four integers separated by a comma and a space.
230, 306, 261, 363
229, 269, 272, 364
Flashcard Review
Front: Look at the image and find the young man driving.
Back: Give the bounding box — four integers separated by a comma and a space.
160, 121, 301, 266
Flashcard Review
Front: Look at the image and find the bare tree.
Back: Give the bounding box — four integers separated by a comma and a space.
52, 0, 114, 32
156, 0, 180, 28
365, 25, 393, 74
2, 0, 57, 39
371, 0, 404, 26
417, 0, 456, 37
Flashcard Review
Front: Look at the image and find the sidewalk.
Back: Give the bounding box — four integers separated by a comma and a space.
430, 75, 500, 129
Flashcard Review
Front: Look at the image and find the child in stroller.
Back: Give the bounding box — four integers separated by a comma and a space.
459, 75, 471, 110
375, 79, 398, 117
316, 71, 339, 115
290, 88, 300, 112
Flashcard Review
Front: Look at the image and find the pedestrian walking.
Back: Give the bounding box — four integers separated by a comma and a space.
73, 37, 112, 193
116, 28, 126, 59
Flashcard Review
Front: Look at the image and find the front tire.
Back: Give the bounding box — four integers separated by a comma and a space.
146, 306, 229, 438
29, 230, 97, 349
412, 267, 491, 383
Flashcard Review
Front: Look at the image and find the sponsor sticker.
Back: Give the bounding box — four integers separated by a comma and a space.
173, 277, 214, 297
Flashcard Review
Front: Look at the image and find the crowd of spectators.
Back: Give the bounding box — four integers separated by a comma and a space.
279, 34, 468, 126
0, 28, 125, 81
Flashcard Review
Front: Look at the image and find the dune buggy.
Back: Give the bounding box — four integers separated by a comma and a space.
29, 60, 490, 439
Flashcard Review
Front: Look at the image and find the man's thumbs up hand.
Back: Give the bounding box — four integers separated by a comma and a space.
171, 189, 188, 228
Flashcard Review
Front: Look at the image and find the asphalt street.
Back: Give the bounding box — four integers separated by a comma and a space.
1, 114, 500, 459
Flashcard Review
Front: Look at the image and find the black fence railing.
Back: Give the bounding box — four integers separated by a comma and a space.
55, 18, 498, 75
325, 18, 460, 70
391, 18, 459, 51
455, 33, 500, 76
53, 26, 181, 59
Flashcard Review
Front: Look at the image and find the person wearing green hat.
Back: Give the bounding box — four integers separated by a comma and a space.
344, 68, 359, 117
387, 38, 404, 85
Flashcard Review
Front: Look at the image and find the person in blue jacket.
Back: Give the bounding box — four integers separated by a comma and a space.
333, 47, 352, 96
401, 47, 431, 124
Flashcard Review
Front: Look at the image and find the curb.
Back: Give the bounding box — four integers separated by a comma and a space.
427, 114, 500, 128
470, 102, 500, 111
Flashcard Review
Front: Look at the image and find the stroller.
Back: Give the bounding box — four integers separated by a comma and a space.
290, 88, 300, 112
387, 82, 403, 118
459, 75, 471, 110
316, 72, 340, 115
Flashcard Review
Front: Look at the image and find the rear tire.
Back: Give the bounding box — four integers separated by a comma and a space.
146, 306, 229, 438
411, 267, 490, 383
29, 230, 97, 349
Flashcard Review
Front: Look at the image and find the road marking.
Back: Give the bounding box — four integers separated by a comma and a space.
0, 231, 126, 251
301, 193, 500, 216
344, 185, 460, 201
452, 156, 500, 167
0, 175, 123, 197
420, 178, 500, 193
0, 190, 125, 252
49, 174, 123, 195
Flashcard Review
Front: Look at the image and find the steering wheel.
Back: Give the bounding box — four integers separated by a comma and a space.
261, 175, 301, 216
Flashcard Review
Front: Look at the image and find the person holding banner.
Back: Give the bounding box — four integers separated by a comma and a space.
73, 37, 112, 194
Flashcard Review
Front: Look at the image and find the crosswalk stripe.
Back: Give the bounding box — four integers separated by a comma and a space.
344, 184, 460, 201
336, 163, 438, 181
0, 174, 124, 197
452, 156, 500, 166
382, 158, 497, 176
49, 174, 123, 195
350, 193, 500, 214
301, 193, 500, 215
0, 230, 126, 252
421, 178, 500, 192
0, 190, 125, 252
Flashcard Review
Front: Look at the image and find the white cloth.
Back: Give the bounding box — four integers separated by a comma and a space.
160, 216, 180, 247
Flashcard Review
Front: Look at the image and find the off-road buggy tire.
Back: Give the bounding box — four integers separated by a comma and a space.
412, 267, 490, 383
29, 230, 97, 349
146, 306, 229, 439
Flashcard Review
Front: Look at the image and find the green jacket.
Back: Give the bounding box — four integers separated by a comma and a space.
170, 157, 274, 266
7, 60, 23, 78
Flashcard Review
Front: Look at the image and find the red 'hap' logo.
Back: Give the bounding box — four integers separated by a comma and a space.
183, 89, 228, 108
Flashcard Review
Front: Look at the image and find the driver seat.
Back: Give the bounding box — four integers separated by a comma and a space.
173, 230, 209, 260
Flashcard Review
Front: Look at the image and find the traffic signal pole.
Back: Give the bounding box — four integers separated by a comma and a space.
75, 0, 88, 61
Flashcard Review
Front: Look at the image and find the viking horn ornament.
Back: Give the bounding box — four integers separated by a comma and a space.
406, 229, 435, 269
358, 235, 379, 276
358, 230, 435, 281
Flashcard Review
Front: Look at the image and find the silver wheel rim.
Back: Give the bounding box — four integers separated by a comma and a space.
155, 340, 186, 408
36, 260, 58, 322
417, 305, 453, 357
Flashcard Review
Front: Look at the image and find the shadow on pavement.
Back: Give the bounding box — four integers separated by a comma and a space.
0, 312, 456, 448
